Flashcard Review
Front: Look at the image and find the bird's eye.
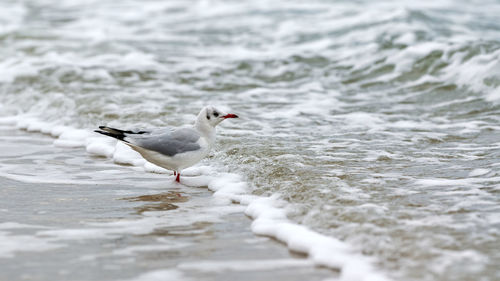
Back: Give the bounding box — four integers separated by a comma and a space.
213, 112, 219, 117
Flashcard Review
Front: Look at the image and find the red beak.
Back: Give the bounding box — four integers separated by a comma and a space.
222, 113, 238, 119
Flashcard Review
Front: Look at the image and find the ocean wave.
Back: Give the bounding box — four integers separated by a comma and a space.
1, 0, 499, 280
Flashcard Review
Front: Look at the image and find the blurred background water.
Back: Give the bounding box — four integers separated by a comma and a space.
1, 0, 500, 280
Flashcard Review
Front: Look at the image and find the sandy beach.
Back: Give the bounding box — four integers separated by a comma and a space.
0, 125, 335, 281
2, 1, 499, 280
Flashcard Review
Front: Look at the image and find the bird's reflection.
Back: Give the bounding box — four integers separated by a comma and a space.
122, 191, 189, 214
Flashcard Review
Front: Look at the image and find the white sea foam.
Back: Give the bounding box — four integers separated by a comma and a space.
54, 129, 92, 148
0, 169, 115, 185
124, 269, 189, 281
112, 242, 192, 256
468, 169, 490, 177
0, 231, 63, 258
245, 197, 387, 281
485, 87, 500, 102
389, 42, 448, 72
0, 222, 52, 230
4, 1, 498, 279
86, 137, 116, 157
0, 114, 390, 281
177, 258, 314, 272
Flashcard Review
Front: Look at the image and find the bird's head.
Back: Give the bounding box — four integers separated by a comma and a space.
196, 105, 238, 128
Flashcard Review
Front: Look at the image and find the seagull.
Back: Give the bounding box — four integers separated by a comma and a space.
94, 105, 238, 183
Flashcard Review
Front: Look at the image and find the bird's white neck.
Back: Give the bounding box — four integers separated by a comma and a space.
195, 120, 216, 145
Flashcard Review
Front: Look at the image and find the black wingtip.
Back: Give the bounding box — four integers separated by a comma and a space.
98, 125, 147, 135
94, 130, 107, 135
94, 129, 127, 142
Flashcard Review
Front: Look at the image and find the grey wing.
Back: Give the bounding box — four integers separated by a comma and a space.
127, 127, 201, 157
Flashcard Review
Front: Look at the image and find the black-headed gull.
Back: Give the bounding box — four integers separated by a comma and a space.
95, 106, 238, 182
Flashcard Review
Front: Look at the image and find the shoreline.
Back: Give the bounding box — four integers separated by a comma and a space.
0, 123, 336, 281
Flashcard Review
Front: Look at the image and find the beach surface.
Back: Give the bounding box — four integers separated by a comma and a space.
0, 125, 334, 281
1, 0, 499, 280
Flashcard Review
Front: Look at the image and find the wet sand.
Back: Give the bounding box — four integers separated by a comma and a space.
0, 126, 335, 281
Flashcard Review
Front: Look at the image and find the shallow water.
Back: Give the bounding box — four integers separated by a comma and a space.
1, 0, 500, 280
0, 127, 334, 281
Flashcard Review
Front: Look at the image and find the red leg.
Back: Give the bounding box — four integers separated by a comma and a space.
175, 172, 180, 183
173, 171, 177, 176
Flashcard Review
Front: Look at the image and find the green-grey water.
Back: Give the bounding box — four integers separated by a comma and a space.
1, 0, 500, 280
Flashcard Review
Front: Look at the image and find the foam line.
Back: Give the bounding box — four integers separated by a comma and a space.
0, 114, 389, 281
177, 259, 315, 272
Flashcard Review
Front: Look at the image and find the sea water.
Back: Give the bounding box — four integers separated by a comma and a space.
1, 0, 499, 281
